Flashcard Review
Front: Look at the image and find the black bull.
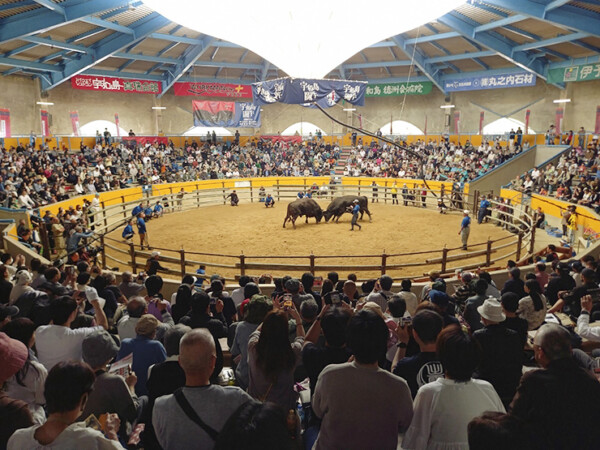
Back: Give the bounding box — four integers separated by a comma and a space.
323, 196, 372, 223
283, 198, 323, 228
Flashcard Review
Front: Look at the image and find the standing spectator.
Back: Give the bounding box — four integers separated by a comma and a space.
518, 279, 547, 330
499, 293, 529, 348
312, 310, 413, 450
397, 279, 418, 316
463, 279, 489, 332
153, 329, 251, 449
403, 327, 505, 449
510, 324, 600, 450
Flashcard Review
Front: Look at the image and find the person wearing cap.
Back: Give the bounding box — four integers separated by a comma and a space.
420, 270, 441, 301
80, 330, 138, 439
510, 324, 600, 450
348, 199, 362, 231
146, 251, 166, 276
116, 314, 167, 396
548, 267, 596, 316
8, 361, 122, 449
34, 295, 108, 371
472, 298, 522, 407
231, 295, 273, 391
458, 210, 471, 250
428, 290, 459, 328
0, 303, 20, 329
0, 332, 33, 448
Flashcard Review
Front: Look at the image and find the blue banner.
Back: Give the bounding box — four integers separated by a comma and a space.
192, 101, 261, 128
444, 72, 536, 92
252, 78, 367, 107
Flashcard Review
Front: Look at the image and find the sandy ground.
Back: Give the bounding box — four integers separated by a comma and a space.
105, 200, 516, 280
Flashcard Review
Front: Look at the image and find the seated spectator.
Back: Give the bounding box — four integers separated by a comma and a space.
312, 310, 413, 450
510, 323, 600, 450
392, 309, 444, 398
463, 278, 489, 332
366, 274, 395, 311
208, 279, 236, 325
171, 275, 196, 323
478, 271, 501, 299
429, 290, 459, 327
248, 308, 304, 410
9, 270, 34, 306
397, 279, 418, 316
452, 271, 475, 307
544, 262, 575, 305
518, 279, 548, 330
231, 295, 273, 391
118, 271, 146, 299
152, 329, 252, 449
144, 275, 172, 321
0, 264, 13, 304
284, 278, 314, 309
403, 327, 505, 449
80, 330, 138, 439
468, 412, 532, 450
116, 314, 167, 396
499, 293, 529, 348
473, 298, 523, 407
534, 262, 549, 291
2, 318, 47, 424
230, 276, 251, 308
501, 268, 525, 298
35, 295, 107, 370
0, 332, 33, 448
8, 361, 121, 449
548, 267, 597, 317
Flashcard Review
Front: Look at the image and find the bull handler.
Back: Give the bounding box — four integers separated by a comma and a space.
348, 199, 362, 231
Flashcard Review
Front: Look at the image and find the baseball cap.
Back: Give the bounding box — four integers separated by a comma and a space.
0, 304, 19, 322
151, 251, 161, 257
82, 330, 119, 368
463, 210, 470, 214
0, 332, 27, 383
135, 314, 160, 336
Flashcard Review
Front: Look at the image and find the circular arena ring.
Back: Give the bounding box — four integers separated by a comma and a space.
80, 177, 536, 283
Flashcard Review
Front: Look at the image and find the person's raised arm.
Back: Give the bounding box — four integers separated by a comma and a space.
304, 305, 330, 346
91, 298, 108, 330
288, 303, 305, 338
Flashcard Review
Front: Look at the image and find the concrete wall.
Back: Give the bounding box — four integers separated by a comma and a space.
534, 145, 568, 167
1, 74, 599, 137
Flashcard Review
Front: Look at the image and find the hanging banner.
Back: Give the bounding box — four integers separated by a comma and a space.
548, 63, 600, 84
114, 113, 120, 138
444, 72, 535, 92
454, 111, 461, 134
192, 101, 261, 128
71, 75, 162, 95
358, 114, 362, 129
555, 108, 564, 135
40, 110, 49, 137
122, 136, 169, 147
595, 106, 600, 134
173, 82, 253, 98
525, 109, 530, 135
260, 135, 302, 144
69, 111, 80, 136
424, 114, 427, 136
365, 81, 432, 97
252, 78, 366, 107
479, 111, 484, 135
390, 114, 393, 135
0, 109, 11, 138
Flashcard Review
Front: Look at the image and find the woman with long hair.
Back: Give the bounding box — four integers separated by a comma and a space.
518, 279, 547, 330
247, 306, 305, 410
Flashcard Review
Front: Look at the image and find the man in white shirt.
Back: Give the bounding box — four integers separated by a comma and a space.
35, 295, 108, 371
366, 275, 395, 311
230, 276, 250, 308
578, 295, 600, 345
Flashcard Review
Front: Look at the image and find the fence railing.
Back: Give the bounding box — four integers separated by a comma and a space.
75, 180, 536, 282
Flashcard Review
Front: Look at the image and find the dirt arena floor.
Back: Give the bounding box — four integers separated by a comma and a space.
106, 200, 516, 280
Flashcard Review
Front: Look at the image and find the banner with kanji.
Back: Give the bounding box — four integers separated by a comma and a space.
548, 63, 600, 84
193, 101, 261, 128
454, 111, 461, 134
525, 109, 530, 134
0, 109, 11, 138
444, 72, 535, 92
40, 110, 49, 137
365, 81, 432, 97
174, 82, 252, 98
71, 75, 162, 95
595, 107, 600, 134
70, 111, 80, 136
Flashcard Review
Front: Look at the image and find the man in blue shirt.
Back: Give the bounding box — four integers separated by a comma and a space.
132, 203, 144, 217
137, 212, 149, 250
144, 202, 154, 220
154, 201, 163, 218
478, 195, 491, 224
459, 210, 471, 250
349, 200, 362, 231
122, 219, 134, 241
265, 194, 275, 208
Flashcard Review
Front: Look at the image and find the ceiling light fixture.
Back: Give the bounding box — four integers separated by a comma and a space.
141, 0, 466, 78
343, 108, 356, 111
152, 106, 167, 110
36, 101, 54, 105
440, 104, 455, 109
553, 98, 571, 103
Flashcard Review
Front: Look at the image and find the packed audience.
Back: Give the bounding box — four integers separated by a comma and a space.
1, 243, 600, 449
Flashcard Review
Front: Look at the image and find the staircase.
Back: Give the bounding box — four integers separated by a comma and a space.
333, 146, 353, 176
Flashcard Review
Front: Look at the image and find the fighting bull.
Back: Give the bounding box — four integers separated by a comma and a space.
323, 195, 372, 223
283, 198, 324, 229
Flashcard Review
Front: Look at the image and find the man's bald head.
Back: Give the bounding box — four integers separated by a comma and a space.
534, 323, 572, 364
179, 329, 216, 377
127, 296, 147, 318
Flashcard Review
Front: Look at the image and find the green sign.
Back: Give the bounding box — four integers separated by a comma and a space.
365, 81, 432, 97
548, 63, 600, 84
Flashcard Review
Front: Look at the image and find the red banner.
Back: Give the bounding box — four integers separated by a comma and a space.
453, 111, 461, 134
71, 75, 162, 95
525, 109, 530, 134
0, 109, 11, 138
114, 113, 120, 138
260, 135, 302, 144
122, 136, 168, 147
555, 108, 564, 135
595, 106, 600, 134
174, 82, 252, 98
40, 110, 49, 137
479, 111, 484, 135
69, 111, 80, 136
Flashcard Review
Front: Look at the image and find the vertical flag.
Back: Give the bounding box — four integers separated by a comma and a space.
479, 111, 484, 135
70, 111, 80, 136
114, 113, 120, 137
0, 109, 11, 138
595, 106, 600, 134
40, 110, 50, 137
453, 111, 461, 134
424, 114, 428, 136
390, 114, 393, 135
358, 114, 362, 129
525, 109, 530, 134
555, 108, 564, 135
